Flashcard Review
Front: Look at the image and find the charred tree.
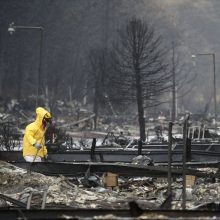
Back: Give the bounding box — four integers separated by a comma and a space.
88, 48, 111, 129
111, 18, 171, 141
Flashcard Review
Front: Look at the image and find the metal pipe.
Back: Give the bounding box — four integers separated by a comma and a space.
41, 191, 47, 209
182, 113, 190, 210
198, 126, 201, 140
202, 125, 205, 139
168, 122, 173, 196
26, 192, 33, 209
187, 127, 191, 139
213, 54, 217, 132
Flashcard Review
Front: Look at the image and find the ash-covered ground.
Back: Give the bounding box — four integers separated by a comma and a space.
0, 161, 219, 211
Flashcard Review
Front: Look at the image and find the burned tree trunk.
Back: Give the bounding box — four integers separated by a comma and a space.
135, 68, 146, 141
111, 18, 170, 141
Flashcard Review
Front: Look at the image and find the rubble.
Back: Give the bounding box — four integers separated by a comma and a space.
0, 161, 162, 209
132, 155, 154, 166
1, 159, 220, 218
192, 182, 220, 205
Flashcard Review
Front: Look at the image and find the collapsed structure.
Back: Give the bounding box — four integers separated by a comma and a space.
0, 102, 220, 219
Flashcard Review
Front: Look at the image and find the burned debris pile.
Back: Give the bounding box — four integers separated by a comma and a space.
0, 161, 160, 209
0, 99, 220, 219
0, 160, 219, 212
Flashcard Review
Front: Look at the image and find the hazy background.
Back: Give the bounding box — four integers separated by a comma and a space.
0, 0, 219, 117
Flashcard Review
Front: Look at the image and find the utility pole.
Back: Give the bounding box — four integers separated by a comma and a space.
171, 42, 176, 122
192, 53, 217, 132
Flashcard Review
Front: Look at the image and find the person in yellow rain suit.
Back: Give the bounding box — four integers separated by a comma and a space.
23, 107, 52, 162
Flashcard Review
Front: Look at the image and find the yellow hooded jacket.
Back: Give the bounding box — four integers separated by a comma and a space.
23, 107, 51, 158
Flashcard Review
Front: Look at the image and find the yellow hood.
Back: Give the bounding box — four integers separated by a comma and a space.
35, 107, 51, 127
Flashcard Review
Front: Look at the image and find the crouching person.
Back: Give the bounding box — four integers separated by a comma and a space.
23, 107, 52, 162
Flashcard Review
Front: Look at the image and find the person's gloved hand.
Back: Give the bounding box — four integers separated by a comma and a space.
34, 142, 41, 150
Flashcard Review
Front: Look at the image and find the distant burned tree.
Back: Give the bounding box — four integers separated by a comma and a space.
88, 48, 113, 129
111, 18, 171, 141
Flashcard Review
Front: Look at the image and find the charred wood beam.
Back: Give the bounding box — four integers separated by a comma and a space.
160, 194, 172, 210
1, 150, 220, 163
3, 141, 220, 153
9, 162, 219, 178
156, 161, 220, 168
191, 202, 220, 210
186, 138, 192, 162
60, 114, 95, 128
1, 209, 220, 219
0, 193, 29, 209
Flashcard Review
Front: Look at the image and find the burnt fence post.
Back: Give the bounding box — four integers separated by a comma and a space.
90, 138, 96, 162
138, 139, 142, 155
